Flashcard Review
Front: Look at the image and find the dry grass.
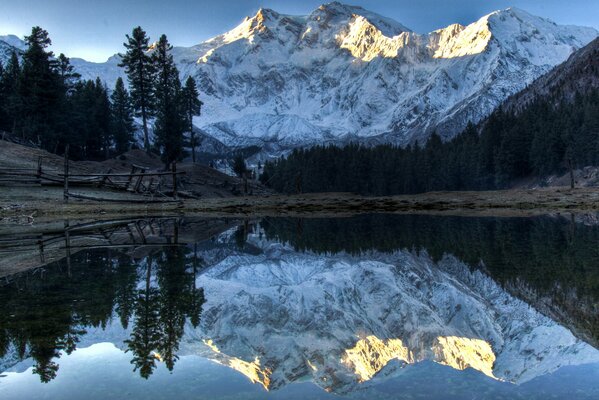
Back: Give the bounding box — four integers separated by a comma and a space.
2, 185, 599, 222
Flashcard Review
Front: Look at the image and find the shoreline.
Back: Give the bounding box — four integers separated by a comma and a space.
2, 186, 599, 222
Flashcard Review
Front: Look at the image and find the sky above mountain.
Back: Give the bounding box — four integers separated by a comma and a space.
1, 0, 598, 62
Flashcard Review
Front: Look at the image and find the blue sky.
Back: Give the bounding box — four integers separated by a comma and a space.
1, 0, 598, 62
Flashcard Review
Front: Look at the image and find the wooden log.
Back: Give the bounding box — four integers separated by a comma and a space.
133, 167, 146, 193
62, 171, 185, 178
67, 192, 182, 203
0, 171, 38, 177
124, 166, 136, 190
0, 178, 41, 183
64, 220, 71, 277
98, 168, 113, 188
133, 222, 147, 244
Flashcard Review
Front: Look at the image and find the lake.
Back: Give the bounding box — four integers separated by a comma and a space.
1, 214, 598, 399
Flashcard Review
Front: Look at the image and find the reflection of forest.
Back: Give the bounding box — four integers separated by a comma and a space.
261, 215, 599, 347
2, 214, 598, 383
0, 245, 205, 382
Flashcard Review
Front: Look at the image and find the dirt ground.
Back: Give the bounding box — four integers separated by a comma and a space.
2, 185, 599, 223
2, 139, 599, 222
0, 140, 269, 199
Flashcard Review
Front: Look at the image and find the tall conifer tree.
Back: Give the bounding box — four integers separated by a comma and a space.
19, 26, 61, 147
152, 34, 185, 168
110, 77, 136, 154
3, 51, 21, 133
181, 76, 203, 162
119, 27, 155, 151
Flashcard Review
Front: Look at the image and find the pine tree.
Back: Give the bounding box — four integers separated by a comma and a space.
55, 53, 80, 93
0, 60, 6, 131
233, 154, 247, 177
126, 257, 161, 379
94, 78, 112, 159
110, 77, 135, 154
181, 76, 203, 163
119, 27, 155, 151
19, 27, 61, 147
152, 34, 185, 168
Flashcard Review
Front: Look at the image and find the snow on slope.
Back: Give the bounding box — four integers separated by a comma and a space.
0, 35, 25, 62
68, 3, 597, 151
3, 4, 597, 152
503, 36, 599, 112
0, 35, 26, 51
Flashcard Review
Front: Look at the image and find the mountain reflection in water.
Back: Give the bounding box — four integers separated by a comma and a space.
0, 214, 598, 399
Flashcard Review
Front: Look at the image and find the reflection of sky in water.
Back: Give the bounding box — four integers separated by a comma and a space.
1, 343, 598, 400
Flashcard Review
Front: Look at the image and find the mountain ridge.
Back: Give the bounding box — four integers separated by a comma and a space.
1, 3, 597, 154
504, 36, 599, 112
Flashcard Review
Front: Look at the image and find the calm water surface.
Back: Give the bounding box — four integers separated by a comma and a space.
0, 215, 598, 399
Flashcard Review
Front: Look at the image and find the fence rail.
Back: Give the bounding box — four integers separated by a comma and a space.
0, 146, 185, 202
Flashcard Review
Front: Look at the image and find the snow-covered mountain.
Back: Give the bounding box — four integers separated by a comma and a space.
68, 2, 597, 151
504, 36, 599, 112
0, 35, 25, 61
2, 4, 597, 152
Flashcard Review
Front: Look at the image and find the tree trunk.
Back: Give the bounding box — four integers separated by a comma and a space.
190, 111, 196, 163
142, 108, 150, 152
568, 158, 575, 190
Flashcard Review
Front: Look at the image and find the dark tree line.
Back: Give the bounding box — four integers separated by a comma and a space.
0, 27, 135, 159
0, 26, 203, 165
261, 90, 599, 194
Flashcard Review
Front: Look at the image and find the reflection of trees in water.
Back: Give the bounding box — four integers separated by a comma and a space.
261, 215, 599, 345
0, 246, 205, 382
126, 247, 205, 378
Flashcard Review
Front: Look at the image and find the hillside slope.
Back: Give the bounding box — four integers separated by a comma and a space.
505, 36, 599, 111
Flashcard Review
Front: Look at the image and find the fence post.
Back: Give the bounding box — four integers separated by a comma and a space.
37, 156, 43, 185
63, 145, 69, 203
172, 162, 178, 199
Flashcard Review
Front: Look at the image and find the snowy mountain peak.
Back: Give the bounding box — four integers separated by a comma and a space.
312, 2, 411, 37
3, 4, 597, 152
181, 5, 596, 149
0, 34, 26, 51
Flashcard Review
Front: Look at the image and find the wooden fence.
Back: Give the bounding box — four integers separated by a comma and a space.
0, 145, 186, 203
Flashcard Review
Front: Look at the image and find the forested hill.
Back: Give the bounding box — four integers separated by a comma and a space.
505, 37, 599, 112
261, 38, 599, 195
